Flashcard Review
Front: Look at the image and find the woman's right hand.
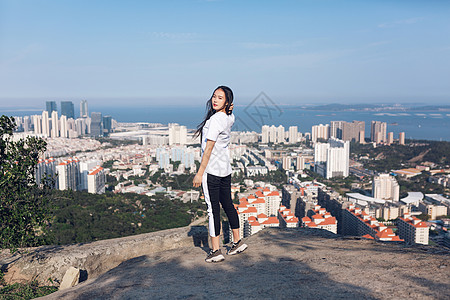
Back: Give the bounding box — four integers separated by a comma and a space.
193, 173, 203, 188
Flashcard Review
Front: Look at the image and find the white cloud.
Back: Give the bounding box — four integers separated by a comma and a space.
378, 17, 424, 28
151, 32, 198, 40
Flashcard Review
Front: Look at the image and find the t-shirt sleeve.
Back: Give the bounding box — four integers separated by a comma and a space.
205, 116, 224, 141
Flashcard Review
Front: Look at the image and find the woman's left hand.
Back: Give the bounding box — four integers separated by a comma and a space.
193, 173, 202, 188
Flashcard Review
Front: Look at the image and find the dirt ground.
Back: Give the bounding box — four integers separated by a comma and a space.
41, 228, 449, 300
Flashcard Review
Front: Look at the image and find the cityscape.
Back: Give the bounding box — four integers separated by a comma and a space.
1, 0, 449, 298
10, 98, 450, 250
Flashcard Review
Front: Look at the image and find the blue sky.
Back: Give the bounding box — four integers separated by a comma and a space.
1, 0, 449, 107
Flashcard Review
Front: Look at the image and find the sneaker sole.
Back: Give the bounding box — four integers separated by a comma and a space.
205, 255, 225, 263
227, 244, 248, 255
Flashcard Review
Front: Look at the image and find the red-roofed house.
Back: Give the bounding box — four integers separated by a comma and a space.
397, 214, 429, 245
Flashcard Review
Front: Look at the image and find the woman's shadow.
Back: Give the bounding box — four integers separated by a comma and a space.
187, 226, 210, 253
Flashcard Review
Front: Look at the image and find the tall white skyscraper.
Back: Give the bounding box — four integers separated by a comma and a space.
269, 125, 277, 143
33, 115, 42, 135
288, 126, 298, 144
261, 125, 270, 143
326, 138, 349, 179
371, 121, 387, 144
276, 125, 285, 144
169, 123, 187, 145
51, 110, 59, 138
60, 115, 68, 138
41, 110, 50, 137
312, 124, 330, 142
373, 174, 400, 201
80, 100, 88, 118
314, 138, 349, 179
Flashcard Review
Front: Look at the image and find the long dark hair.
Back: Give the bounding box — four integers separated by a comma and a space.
194, 85, 234, 141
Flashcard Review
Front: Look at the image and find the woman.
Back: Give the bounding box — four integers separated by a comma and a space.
193, 86, 247, 263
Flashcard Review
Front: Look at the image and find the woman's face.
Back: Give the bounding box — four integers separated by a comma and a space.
212, 89, 227, 112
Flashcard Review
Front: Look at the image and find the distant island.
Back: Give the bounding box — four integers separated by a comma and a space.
292, 103, 450, 112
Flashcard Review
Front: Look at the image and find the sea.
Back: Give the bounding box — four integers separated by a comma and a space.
2, 105, 449, 142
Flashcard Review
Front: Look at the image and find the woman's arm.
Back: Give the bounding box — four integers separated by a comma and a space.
192, 139, 216, 187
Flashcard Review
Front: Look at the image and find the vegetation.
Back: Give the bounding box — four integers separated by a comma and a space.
0, 115, 58, 299
0, 270, 57, 300
350, 141, 450, 173
48, 190, 205, 245
0, 116, 53, 253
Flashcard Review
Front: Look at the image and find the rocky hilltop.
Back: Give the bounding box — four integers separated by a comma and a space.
2, 227, 449, 299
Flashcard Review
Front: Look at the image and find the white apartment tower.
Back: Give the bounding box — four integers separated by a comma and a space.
80, 100, 88, 118
371, 121, 387, 144
60, 115, 68, 138
41, 110, 50, 137
372, 174, 400, 201
276, 125, 285, 144
288, 126, 298, 144
33, 115, 42, 135
326, 138, 349, 179
261, 125, 270, 143
311, 124, 330, 142
51, 110, 59, 138
169, 123, 187, 145
87, 166, 106, 194
314, 138, 349, 179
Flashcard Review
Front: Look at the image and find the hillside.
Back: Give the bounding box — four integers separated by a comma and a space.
21, 227, 449, 299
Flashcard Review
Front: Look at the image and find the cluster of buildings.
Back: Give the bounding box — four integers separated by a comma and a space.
261, 125, 304, 144
314, 138, 350, 179
301, 205, 338, 234
14, 100, 113, 138
233, 185, 299, 241
311, 121, 405, 145
35, 157, 105, 194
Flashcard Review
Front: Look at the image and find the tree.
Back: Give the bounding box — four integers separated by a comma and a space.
0, 116, 53, 252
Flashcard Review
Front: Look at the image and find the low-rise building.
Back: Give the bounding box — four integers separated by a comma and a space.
397, 213, 429, 245
302, 205, 337, 234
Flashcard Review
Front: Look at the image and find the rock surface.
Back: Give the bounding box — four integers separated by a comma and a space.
0, 224, 209, 285
59, 267, 80, 290
41, 228, 449, 300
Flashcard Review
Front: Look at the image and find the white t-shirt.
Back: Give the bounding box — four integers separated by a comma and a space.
201, 111, 235, 177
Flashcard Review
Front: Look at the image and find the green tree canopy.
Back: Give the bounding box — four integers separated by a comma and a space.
0, 115, 52, 252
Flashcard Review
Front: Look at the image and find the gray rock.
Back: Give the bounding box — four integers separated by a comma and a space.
59, 267, 80, 290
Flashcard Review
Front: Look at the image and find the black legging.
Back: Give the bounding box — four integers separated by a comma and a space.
202, 173, 240, 237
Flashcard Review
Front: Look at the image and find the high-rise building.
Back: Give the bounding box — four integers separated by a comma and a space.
371, 121, 387, 144
397, 213, 429, 245
61, 101, 75, 119
79, 160, 101, 190
326, 138, 349, 179
276, 125, 285, 144
51, 110, 59, 138
399, 132, 405, 145
387, 132, 394, 145
60, 115, 68, 138
330, 121, 345, 139
46, 101, 57, 114
87, 166, 105, 194
80, 100, 89, 118
41, 111, 50, 137
56, 158, 80, 191
90, 112, 103, 137
311, 124, 330, 142
314, 138, 349, 179
288, 126, 298, 144
372, 174, 399, 201
261, 125, 270, 143
169, 123, 187, 145
269, 125, 277, 143
33, 115, 42, 135
342, 121, 365, 143
75, 118, 87, 136
103, 115, 112, 135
